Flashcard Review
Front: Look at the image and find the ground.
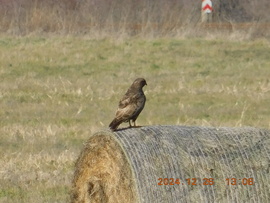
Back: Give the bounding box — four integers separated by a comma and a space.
0, 36, 269, 202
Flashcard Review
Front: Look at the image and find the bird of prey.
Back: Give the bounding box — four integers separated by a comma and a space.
109, 78, 147, 131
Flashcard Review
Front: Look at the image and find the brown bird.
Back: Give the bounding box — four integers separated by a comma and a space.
109, 78, 147, 131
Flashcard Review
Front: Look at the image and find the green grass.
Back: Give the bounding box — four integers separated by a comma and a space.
0, 36, 270, 202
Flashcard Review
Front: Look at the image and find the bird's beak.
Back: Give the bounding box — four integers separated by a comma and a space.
145, 82, 147, 86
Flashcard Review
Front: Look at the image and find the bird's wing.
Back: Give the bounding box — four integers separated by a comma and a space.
118, 96, 131, 109
115, 103, 137, 121
118, 93, 139, 109
115, 94, 139, 120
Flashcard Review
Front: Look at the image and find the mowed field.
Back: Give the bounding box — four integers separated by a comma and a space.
0, 36, 270, 202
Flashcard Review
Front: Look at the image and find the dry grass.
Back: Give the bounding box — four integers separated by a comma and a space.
0, 36, 270, 202
71, 133, 137, 203
0, 0, 270, 38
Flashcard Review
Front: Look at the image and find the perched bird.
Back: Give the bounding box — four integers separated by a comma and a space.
109, 78, 147, 131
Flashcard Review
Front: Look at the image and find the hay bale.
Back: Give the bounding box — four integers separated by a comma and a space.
71, 125, 270, 203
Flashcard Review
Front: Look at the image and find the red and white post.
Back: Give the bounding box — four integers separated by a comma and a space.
201, 0, 213, 23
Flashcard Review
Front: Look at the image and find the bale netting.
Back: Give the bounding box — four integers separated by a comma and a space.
71, 125, 270, 203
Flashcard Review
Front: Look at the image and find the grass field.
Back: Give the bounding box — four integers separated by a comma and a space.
0, 36, 270, 202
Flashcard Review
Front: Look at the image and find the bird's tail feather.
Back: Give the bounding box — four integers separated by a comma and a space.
109, 119, 121, 131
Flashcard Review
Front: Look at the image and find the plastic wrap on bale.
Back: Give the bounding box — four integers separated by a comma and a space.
71, 125, 270, 203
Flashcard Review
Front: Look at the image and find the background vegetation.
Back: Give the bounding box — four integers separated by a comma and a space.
0, 0, 269, 38
0, 0, 269, 202
1, 37, 270, 202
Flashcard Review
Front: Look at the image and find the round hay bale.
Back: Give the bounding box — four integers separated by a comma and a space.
71, 125, 270, 203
